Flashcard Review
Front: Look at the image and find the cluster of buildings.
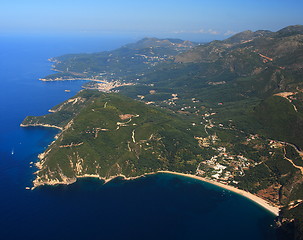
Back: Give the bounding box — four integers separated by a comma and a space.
196, 144, 254, 184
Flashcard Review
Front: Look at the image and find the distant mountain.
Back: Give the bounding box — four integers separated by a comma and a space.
222, 30, 272, 44
275, 25, 303, 37
175, 25, 303, 68
124, 37, 196, 49
42, 37, 197, 82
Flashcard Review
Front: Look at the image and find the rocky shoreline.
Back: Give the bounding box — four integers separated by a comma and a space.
20, 123, 63, 130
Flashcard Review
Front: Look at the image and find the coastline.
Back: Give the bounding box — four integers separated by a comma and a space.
40, 77, 136, 93
20, 123, 63, 130
32, 169, 280, 216
23, 118, 280, 216
157, 171, 280, 216
39, 78, 104, 82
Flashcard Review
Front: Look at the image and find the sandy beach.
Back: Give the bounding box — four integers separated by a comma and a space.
102, 170, 280, 216
32, 169, 280, 216
158, 171, 280, 216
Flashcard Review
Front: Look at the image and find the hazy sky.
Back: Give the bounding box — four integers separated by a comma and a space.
1, 0, 302, 41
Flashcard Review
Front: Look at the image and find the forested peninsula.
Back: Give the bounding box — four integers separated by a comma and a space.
22, 26, 303, 240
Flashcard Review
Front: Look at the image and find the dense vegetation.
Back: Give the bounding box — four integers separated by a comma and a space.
27, 90, 214, 185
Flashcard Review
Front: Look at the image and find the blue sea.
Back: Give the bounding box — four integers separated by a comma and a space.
0, 34, 277, 240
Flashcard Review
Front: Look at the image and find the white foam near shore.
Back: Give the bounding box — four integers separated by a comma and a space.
158, 171, 280, 216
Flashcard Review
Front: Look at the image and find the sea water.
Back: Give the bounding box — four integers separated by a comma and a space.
0, 35, 277, 240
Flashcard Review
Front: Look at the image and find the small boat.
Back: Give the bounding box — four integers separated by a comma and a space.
65, 89, 71, 92
11, 149, 14, 155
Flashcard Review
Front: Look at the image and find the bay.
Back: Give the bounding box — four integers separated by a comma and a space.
0, 35, 277, 240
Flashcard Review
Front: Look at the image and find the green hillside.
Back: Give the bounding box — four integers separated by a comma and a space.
25, 90, 212, 187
